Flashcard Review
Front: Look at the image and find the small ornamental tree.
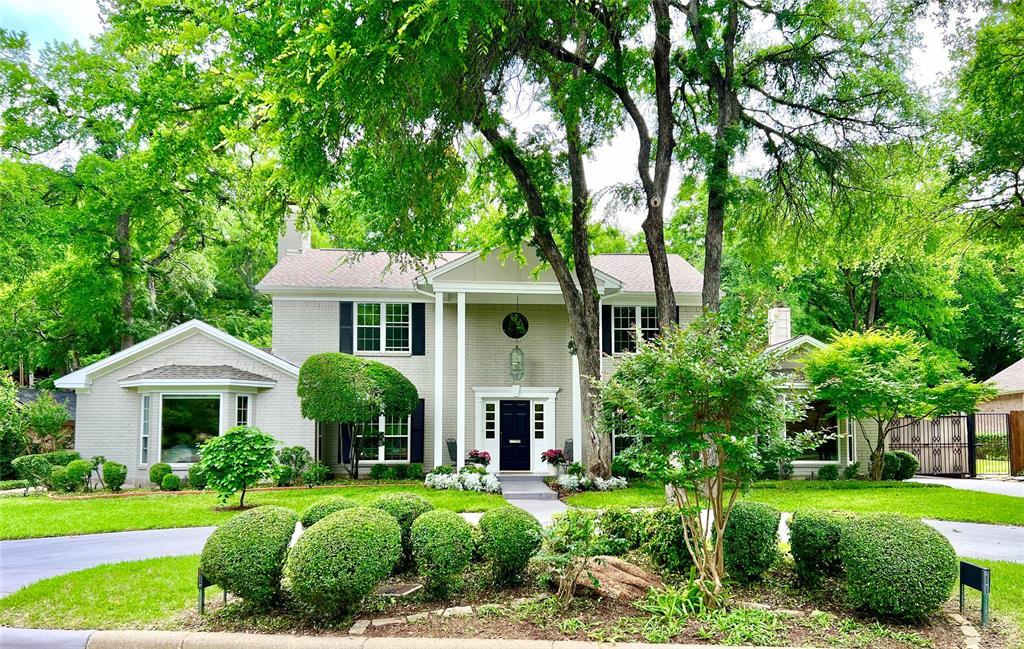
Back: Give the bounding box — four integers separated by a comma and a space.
298, 353, 418, 478
804, 330, 995, 481
197, 426, 279, 508
600, 309, 811, 606
22, 391, 70, 453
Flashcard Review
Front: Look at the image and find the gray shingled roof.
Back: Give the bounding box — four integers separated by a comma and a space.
257, 249, 703, 294
121, 365, 275, 384
987, 357, 1024, 395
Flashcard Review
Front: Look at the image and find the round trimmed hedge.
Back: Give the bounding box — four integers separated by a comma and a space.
643, 507, 693, 573
102, 461, 128, 492
721, 501, 781, 582
839, 513, 957, 620
64, 459, 93, 491
411, 509, 475, 595
160, 473, 182, 491
789, 509, 852, 584
300, 496, 359, 529
298, 352, 418, 423
149, 463, 172, 486
477, 505, 542, 584
287, 507, 402, 615
200, 505, 298, 607
372, 492, 434, 566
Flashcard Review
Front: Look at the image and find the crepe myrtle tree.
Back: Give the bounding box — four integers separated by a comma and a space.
600, 308, 812, 605
804, 330, 996, 481
298, 353, 418, 479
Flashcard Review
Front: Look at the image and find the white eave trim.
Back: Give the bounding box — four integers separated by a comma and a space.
472, 386, 561, 399
765, 334, 828, 357
119, 378, 276, 389
55, 319, 298, 389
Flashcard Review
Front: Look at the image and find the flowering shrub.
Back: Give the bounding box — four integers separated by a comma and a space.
467, 449, 491, 467
425, 470, 501, 493
555, 474, 627, 492
540, 448, 568, 467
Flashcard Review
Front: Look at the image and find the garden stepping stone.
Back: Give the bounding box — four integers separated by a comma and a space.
371, 617, 405, 627
406, 612, 429, 622
442, 606, 473, 617
348, 620, 370, 635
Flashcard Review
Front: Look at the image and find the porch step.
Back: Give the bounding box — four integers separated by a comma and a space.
496, 475, 559, 501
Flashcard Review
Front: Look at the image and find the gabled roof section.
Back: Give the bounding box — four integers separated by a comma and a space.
120, 365, 276, 387
257, 249, 466, 292
765, 334, 828, 357
55, 320, 298, 389
986, 357, 1024, 395
419, 247, 624, 291
591, 254, 704, 294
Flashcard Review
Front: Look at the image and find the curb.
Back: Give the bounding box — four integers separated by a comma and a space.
86, 631, 818, 649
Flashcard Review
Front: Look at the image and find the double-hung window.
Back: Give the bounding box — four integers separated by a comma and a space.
611, 306, 659, 354
235, 395, 250, 426
354, 414, 411, 462
140, 395, 151, 464
356, 303, 411, 353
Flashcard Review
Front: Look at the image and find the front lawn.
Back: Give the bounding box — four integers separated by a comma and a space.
567, 480, 1024, 526
0, 484, 502, 540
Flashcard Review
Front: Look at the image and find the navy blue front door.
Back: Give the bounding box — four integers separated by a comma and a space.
499, 400, 531, 471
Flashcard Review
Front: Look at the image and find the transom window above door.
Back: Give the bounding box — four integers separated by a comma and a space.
356, 303, 411, 353
611, 306, 659, 354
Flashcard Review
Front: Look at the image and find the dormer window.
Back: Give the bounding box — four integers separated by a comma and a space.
356, 303, 411, 353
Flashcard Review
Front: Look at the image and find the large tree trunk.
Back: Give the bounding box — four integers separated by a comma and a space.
115, 211, 135, 349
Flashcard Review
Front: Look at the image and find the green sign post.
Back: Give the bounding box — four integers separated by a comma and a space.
959, 561, 991, 627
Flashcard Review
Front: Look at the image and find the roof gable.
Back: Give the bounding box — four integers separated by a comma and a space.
55, 320, 298, 389
986, 357, 1024, 395
765, 334, 828, 358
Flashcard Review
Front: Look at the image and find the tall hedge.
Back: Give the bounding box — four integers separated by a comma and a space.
298, 353, 418, 423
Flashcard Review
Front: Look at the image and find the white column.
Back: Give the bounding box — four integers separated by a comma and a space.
456, 291, 466, 469
571, 354, 582, 464
598, 296, 604, 376
433, 291, 445, 467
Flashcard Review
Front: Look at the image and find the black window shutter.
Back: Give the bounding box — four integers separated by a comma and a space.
340, 424, 351, 464
601, 304, 612, 354
410, 399, 425, 463
411, 303, 425, 356
339, 302, 353, 353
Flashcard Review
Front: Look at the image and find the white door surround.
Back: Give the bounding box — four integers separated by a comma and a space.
473, 386, 559, 474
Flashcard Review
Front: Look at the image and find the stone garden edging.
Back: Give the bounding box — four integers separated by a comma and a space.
86, 630, 821, 649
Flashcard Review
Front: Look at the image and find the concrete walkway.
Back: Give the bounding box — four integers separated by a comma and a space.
497, 474, 567, 526
910, 475, 1024, 498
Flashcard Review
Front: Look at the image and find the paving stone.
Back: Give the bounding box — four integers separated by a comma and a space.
950, 613, 968, 624
348, 620, 370, 635
406, 612, 429, 622
961, 625, 980, 638
371, 616, 405, 627
442, 605, 473, 617
965, 638, 981, 649
776, 608, 806, 617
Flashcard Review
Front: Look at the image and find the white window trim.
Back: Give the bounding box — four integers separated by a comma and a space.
140, 394, 152, 465
611, 305, 658, 355
235, 394, 251, 427
484, 402, 497, 440
354, 302, 413, 356
355, 414, 412, 464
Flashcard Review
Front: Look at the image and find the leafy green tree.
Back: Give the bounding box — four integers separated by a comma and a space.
803, 330, 996, 480
196, 426, 279, 508
298, 353, 417, 478
600, 308, 808, 604
0, 376, 27, 479
21, 391, 70, 454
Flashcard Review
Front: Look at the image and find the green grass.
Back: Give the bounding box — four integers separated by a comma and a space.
0, 555, 212, 629
567, 480, 1024, 526
0, 484, 502, 540
977, 458, 1010, 474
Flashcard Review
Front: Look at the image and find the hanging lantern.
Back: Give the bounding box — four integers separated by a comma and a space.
509, 344, 525, 382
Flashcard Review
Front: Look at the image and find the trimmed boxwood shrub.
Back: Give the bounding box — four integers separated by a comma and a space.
790, 509, 852, 584
839, 513, 957, 620
369, 464, 389, 480
149, 463, 172, 486
288, 507, 401, 615
721, 501, 780, 582
43, 450, 81, 466
64, 459, 93, 491
406, 463, 423, 481
187, 463, 207, 490
816, 464, 839, 481
200, 505, 297, 607
300, 496, 358, 529
643, 507, 693, 573
372, 492, 434, 566
161, 473, 182, 491
477, 505, 542, 584
411, 509, 475, 595
882, 450, 919, 481
12, 454, 53, 487
599, 507, 649, 551
103, 461, 128, 492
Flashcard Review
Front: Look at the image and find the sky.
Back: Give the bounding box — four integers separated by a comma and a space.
1, 0, 958, 233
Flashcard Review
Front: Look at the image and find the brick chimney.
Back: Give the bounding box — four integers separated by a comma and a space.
277, 205, 310, 261
767, 306, 792, 346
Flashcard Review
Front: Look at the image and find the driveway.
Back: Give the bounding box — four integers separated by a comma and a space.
910, 475, 1024, 498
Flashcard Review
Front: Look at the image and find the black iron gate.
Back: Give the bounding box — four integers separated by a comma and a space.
890, 413, 1011, 477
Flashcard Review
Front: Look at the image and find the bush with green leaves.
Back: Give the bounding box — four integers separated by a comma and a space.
372, 492, 434, 567
816, 464, 839, 481
187, 463, 207, 490
411, 509, 474, 595
599, 507, 650, 552
300, 496, 358, 529
882, 450, 919, 481
276, 446, 312, 486
200, 505, 297, 607
21, 391, 70, 453
0, 479, 29, 490
0, 376, 27, 480
63, 459, 94, 492
196, 426, 279, 507
644, 507, 693, 573
302, 462, 331, 486
12, 454, 52, 487
161, 473, 182, 491
46, 466, 71, 492
103, 461, 128, 492
720, 501, 780, 582
149, 463, 172, 486
842, 462, 861, 480
789, 509, 852, 584
369, 463, 388, 480
478, 505, 542, 584
542, 509, 620, 602
405, 463, 423, 481
43, 450, 80, 466
287, 507, 401, 615
840, 513, 957, 620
